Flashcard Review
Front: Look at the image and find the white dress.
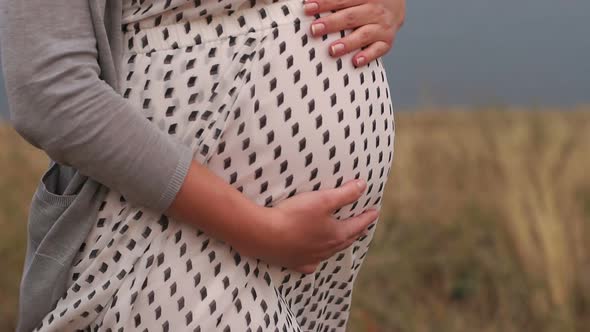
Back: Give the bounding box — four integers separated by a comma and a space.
35, 0, 395, 330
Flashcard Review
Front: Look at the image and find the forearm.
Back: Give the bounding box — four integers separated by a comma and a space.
165, 160, 272, 256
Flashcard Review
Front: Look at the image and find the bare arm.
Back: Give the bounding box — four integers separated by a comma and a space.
166, 160, 379, 273
164, 160, 264, 255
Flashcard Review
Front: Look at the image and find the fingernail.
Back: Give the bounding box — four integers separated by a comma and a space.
330, 43, 344, 55
355, 56, 366, 66
310, 22, 325, 35
356, 179, 366, 192
303, 2, 318, 12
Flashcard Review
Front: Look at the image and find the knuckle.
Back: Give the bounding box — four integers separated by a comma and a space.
374, 4, 386, 18
344, 12, 356, 28
386, 31, 395, 42
389, 19, 398, 30
342, 190, 355, 204
359, 29, 371, 41
335, 0, 348, 8
321, 194, 337, 208
329, 232, 346, 246
359, 212, 372, 224
382, 16, 395, 30
376, 41, 390, 54
383, 40, 393, 51
379, 8, 396, 28
349, 186, 361, 200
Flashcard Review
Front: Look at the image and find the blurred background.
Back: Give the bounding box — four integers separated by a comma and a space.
1, 0, 590, 331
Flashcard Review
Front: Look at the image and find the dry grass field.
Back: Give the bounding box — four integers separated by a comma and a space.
1, 107, 590, 331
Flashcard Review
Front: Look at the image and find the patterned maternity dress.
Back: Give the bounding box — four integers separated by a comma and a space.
34, 0, 395, 331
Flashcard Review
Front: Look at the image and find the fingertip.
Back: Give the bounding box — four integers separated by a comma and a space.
354, 56, 366, 66
355, 179, 366, 192
330, 42, 345, 56
363, 208, 379, 223
370, 207, 380, 217
303, 1, 319, 14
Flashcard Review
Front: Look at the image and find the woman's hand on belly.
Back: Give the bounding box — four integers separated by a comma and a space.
302, 0, 406, 66
167, 161, 378, 275
242, 179, 380, 275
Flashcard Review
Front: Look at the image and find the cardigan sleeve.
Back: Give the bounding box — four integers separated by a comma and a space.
0, 0, 194, 214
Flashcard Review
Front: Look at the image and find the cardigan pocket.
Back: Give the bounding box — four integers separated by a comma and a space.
19, 162, 104, 332
36, 160, 79, 204
28, 160, 79, 248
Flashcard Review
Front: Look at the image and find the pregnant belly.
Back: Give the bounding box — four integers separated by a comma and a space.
47, 6, 397, 330
120, 2, 395, 220
207, 52, 395, 220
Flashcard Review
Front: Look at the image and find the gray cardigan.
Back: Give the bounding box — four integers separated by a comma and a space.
0, 1, 194, 331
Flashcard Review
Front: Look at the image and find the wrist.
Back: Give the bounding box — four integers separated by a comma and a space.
232, 205, 282, 258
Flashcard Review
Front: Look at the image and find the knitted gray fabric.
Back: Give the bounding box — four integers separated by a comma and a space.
0, 1, 194, 330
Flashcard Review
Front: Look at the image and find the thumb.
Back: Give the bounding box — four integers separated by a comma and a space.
321, 179, 366, 212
